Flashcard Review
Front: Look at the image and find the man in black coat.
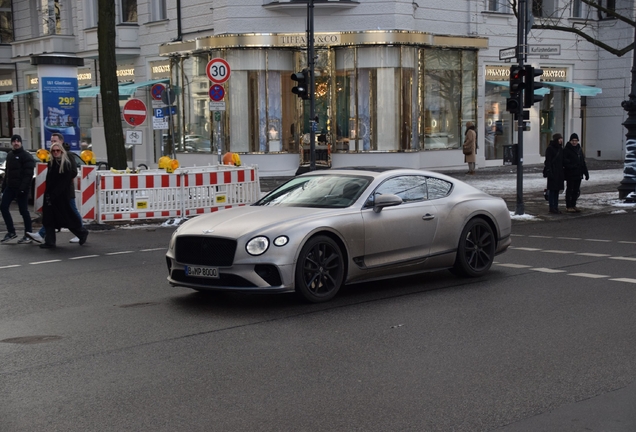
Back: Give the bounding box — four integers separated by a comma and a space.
0, 134, 35, 243
563, 133, 589, 213
544, 133, 565, 214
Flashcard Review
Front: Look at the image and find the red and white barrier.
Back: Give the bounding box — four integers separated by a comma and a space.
34, 164, 261, 224
34, 163, 48, 213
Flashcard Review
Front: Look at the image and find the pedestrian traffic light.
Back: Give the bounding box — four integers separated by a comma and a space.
509, 65, 524, 98
291, 69, 310, 100
524, 65, 544, 108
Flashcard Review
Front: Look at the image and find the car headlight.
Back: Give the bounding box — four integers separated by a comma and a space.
246, 236, 269, 256
273, 236, 289, 247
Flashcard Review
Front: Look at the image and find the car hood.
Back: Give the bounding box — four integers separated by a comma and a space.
177, 205, 340, 238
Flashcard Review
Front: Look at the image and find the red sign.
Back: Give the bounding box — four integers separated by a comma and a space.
123, 98, 147, 126
150, 83, 166, 101
206, 58, 231, 84
209, 84, 225, 101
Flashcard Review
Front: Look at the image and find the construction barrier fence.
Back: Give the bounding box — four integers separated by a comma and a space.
34, 164, 261, 224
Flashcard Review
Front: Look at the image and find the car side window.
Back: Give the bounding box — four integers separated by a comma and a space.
426, 177, 452, 199
371, 175, 428, 204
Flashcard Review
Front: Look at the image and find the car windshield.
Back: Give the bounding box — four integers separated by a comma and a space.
255, 174, 372, 208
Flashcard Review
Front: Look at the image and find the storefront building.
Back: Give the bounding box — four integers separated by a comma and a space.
160, 31, 485, 176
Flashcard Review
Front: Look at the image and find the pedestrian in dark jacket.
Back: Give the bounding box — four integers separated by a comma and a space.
39, 142, 88, 249
562, 133, 589, 213
544, 133, 565, 214
0, 134, 35, 243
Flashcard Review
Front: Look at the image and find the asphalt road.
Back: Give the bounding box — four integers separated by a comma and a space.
1, 212, 635, 431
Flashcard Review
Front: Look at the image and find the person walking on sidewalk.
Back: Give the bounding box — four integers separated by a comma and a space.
39, 142, 88, 249
563, 133, 589, 213
463, 121, 477, 175
544, 133, 565, 214
0, 134, 35, 244
27, 133, 83, 244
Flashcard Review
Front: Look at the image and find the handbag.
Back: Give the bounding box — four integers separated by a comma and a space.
462, 143, 471, 155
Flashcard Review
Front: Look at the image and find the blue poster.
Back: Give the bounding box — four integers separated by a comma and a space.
41, 77, 80, 151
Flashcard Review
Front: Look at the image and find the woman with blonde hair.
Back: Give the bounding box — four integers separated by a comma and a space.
40, 142, 88, 248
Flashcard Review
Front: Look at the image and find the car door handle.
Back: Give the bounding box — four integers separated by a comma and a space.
422, 214, 435, 220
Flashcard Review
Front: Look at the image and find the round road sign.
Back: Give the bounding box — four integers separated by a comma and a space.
209, 84, 225, 101
206, 58, 231, 83
123, 98, 147, 126
150, 83, 166, 101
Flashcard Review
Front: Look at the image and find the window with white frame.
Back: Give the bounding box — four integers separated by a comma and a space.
121, 0, 137, 23
486, 0, 509, 13
598, 0, 616, 19
532, 0, 556, 17
151, 0, 167, 21
85, 0, 98, 28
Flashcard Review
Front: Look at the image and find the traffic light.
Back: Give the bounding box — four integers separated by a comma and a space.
506, 97, 520, 113
524, 65, 544, 108
291, 69, 310, 100
509, 65, 524, 98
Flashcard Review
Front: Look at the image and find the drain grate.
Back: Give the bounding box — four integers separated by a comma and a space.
1, 335, 63, 344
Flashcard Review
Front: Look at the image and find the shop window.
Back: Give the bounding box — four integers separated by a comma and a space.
0, 0, 13, 43
484, 82, 513, 160
539, 88, 567, 156
121, 0, 137, 23
423, 49, 476, 151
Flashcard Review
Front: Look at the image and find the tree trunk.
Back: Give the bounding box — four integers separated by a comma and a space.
97, 0, 127, 169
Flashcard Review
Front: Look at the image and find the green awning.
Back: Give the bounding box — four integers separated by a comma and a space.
78, 86, 101, 98
0, 89, 37, 103
486, 81, 551, 95
542, 81, 602, 97
118, 79, 169, 96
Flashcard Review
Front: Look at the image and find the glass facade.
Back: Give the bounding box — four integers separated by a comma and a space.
168, 44, 477, 159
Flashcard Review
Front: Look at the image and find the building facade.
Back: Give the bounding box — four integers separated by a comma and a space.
2, 0, 634, 176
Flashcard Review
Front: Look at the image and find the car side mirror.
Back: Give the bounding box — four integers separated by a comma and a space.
373, 194, 403, 213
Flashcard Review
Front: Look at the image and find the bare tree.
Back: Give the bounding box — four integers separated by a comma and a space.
509, 0, 635, 56
97, 0, 127, 169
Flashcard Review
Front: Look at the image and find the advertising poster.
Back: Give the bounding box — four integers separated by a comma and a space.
41, 76, 80, 150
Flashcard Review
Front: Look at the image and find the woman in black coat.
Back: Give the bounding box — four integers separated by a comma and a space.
544, 133, 564, 214
40, 142, 88, 248
562, 133, 589, 213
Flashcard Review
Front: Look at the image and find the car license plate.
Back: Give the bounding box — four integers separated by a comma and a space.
185, 266, 219, 279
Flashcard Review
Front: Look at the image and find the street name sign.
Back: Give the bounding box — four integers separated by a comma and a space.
499, 47, 517, 61
527, 45, 561, 56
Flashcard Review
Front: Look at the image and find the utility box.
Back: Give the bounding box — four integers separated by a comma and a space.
503, 144, 518, 166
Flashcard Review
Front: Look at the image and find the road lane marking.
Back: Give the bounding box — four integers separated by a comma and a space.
584, 239, 612, 243
529, 235, 552, 239
577, 253, 611, 257
609, 256, 636, 261
0, 264, 21, 269
496, 263, 532, 268
531, 268, 567, 273
619, 241, 636, 245
69, 255, 100, 260
610, 278, 636, 284
568, 273, 609, 279
511, 247, 542, 251
140, 248, 166, 252
542, 250, 576, 254
557, 237, 582, 241
106, 251, 134, 255
29, 260, 62, 265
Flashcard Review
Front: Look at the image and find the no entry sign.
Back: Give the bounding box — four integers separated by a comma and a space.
206, 58, 231, 83
123, 98, 147, 126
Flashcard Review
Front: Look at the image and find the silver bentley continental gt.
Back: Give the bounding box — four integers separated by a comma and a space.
166, 167, 512, 303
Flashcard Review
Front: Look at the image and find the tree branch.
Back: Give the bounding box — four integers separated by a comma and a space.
532, 24, 635, 56
579, 0, 636, 26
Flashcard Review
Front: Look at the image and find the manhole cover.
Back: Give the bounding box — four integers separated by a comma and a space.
1, 335, 63, 344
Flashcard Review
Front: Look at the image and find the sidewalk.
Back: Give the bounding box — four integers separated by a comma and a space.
1, 159, 631, 233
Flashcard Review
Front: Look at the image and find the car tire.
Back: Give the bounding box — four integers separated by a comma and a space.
451, 218, 496, 278
295, 235, 345, 303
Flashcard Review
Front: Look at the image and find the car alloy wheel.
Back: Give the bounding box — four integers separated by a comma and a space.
295, 235, 344, 303
452, 218, 496, 277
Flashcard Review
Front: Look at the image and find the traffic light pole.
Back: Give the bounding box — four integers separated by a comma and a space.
515, 0, 526, 215
307, 0, 316, 171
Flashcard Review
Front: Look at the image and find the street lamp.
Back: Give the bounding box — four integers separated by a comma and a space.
618, 25, 636, 201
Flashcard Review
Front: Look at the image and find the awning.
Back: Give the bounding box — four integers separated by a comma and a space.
118, 79, 169, 96
78, 79, 169, 98
0, 89, 37, 103
542, 81, 602, 97
486, 81, 551, 95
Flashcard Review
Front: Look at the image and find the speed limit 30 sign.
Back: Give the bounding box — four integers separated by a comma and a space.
206, 58, 231, 84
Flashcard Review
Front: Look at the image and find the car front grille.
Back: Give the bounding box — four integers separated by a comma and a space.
175, 236, 237, 267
